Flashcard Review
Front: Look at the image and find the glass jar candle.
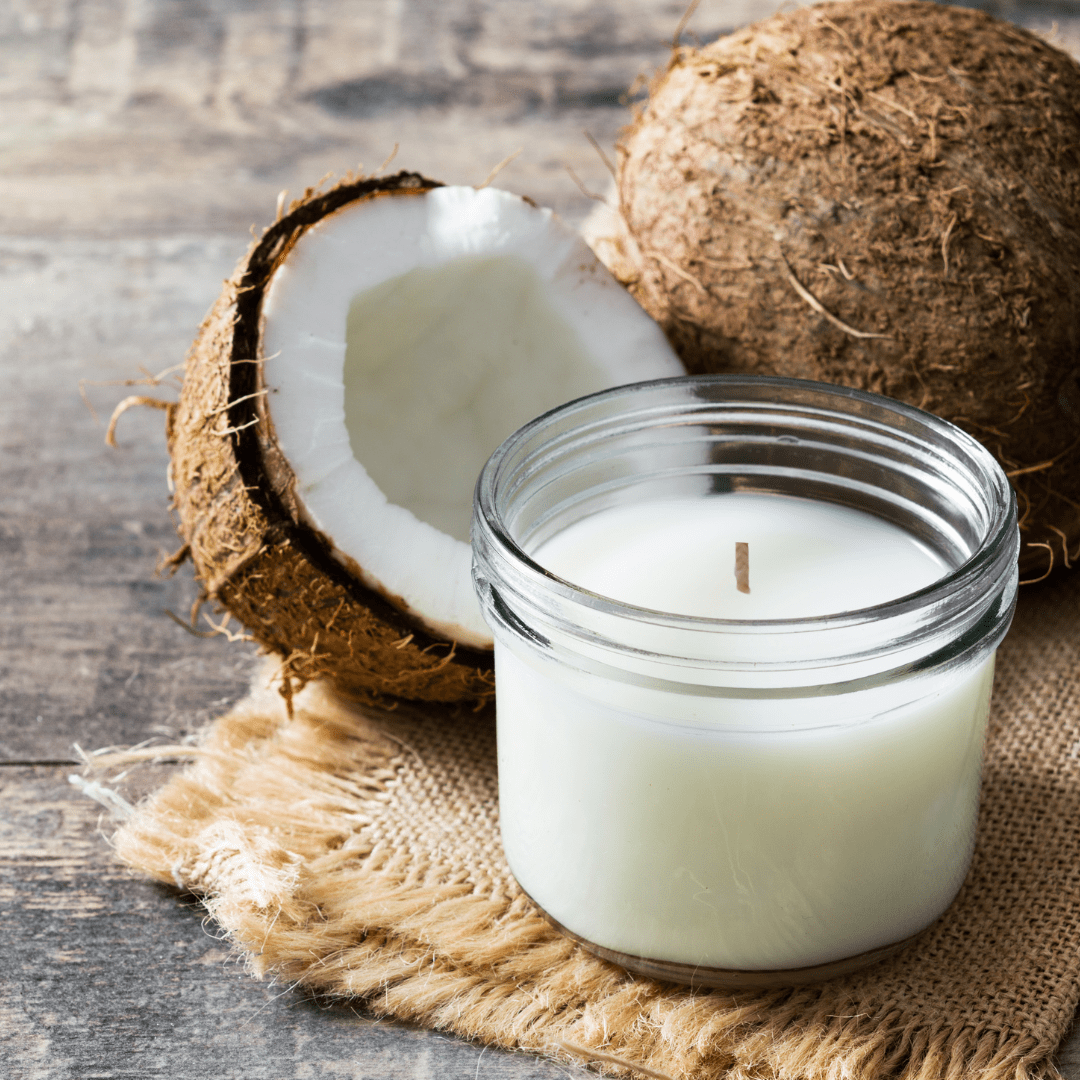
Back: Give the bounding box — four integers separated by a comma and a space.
471, 375, 1018, 988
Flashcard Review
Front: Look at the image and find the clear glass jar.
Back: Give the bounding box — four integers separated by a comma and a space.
472, 375, 1018, 987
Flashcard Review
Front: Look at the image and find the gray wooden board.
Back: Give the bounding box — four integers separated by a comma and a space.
2, 1, 1080, 1076
1, 768, 585, 1080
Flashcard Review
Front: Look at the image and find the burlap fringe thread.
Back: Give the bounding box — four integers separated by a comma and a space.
101, 574, 1080, 1080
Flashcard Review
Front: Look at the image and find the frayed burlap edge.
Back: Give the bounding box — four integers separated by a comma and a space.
98, 643, 1079, 1080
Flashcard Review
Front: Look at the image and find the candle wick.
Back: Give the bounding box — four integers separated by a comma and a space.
735, 542, 750, 594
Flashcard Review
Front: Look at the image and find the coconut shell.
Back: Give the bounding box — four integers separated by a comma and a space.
169, 172, 495, 711
614, 0, 1080, 578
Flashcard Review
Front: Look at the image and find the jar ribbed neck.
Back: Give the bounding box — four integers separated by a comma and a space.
473, 376, 1018, 690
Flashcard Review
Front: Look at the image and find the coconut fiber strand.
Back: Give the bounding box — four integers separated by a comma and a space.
109, 572, 1080, 1080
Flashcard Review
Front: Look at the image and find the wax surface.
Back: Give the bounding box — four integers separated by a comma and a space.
532, 493, 949, 619
495, 492, 991, 972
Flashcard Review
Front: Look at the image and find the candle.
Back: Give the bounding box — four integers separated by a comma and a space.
473, 376, 1018, 986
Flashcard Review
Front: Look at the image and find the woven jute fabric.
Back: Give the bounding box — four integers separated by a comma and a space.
110, 572, 1080, 1080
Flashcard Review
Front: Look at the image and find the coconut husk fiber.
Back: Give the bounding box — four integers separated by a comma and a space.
608, 0, 1080, 578
166, 169, 494, 713
105, 570, 1080, 1080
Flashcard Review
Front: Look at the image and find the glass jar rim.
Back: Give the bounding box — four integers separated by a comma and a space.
475, 374, 1016, 633
473, 374, 1018, 684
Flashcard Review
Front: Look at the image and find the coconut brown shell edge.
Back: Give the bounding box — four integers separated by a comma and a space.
169, 171, 495, 711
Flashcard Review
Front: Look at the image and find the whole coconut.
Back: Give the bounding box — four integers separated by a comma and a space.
613, 0, 1080, 577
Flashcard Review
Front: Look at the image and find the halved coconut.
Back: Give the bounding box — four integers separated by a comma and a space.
169, 171, 682, 708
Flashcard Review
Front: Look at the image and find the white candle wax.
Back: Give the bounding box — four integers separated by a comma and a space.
496, 492, 994, 972
532, 492, 949, 619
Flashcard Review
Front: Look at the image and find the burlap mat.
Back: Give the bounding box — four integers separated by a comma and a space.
108, 571, 1080, 1080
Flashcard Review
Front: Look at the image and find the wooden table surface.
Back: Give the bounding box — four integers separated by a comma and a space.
3, 1, 1080, 1077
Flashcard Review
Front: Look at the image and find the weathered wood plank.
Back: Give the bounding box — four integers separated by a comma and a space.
0, 0, 726, 238
0, 236, 260, 763
0, 767, 578, 1080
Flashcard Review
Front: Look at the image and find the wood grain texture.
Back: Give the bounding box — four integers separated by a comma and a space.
0, 236, 260, 763
0, 768, 578, 1080
0, 0, 735, 237
2, 0, 1079, 1075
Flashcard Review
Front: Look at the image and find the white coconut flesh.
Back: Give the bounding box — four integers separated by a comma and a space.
261, 185, 682, 649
